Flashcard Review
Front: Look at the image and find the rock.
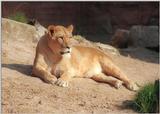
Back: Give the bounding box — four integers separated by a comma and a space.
91, 6, 113, 34
130, 25, 159, 47
2, 18, 40, 63
111, 29, 133, 48
2, 18, 43, 43
28, 19, 47, 42
2, 18, 120, 56
73, 35, 120, 55
94, 42, 120, 55
111, 26, 159, 48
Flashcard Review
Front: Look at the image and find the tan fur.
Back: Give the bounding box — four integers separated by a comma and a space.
32, 25, 139, 91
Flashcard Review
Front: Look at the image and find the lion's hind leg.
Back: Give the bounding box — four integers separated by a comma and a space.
101, 58, 139, 91
91, 73, 123, 89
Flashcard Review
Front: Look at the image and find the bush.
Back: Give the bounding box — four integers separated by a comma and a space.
8, 12, 28, 23
133, 80, 159, 113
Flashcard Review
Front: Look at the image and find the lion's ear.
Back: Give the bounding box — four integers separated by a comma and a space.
67, 25, 73, 33
47, 25, 55, 38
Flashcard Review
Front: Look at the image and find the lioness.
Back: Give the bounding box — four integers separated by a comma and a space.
32, 25, 139, 91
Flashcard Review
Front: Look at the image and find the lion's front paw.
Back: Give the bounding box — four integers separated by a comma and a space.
44, 74, 57, 84
115, 80, 123, 89
50, 78, 58, 85
55, 78, 69, 87
125, 82, 139, 91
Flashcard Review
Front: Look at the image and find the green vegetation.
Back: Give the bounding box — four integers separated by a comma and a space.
73, 35, 85, 42
133, 80, 159, 113
8, 12, 28, 23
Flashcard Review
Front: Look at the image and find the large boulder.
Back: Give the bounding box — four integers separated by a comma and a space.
110, 29, 133, 48
130, 25, 159, 47
110, 26, 159, 48
2, 18, 37, 42
2, 18, 46, 43
2, 18, 40, 64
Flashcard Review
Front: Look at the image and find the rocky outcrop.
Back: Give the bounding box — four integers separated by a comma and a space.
110, 26, 159, 48
2, 18, 46, 43
2, 18, 37, 42
2, 18, 120, 56
130, 25, 159, 47
110, 29, 133, 48
72, 35, 120, 55
2, 2, 158, 43
2, 18, 36, 64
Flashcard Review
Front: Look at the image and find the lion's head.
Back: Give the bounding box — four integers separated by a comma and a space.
46, 25, 73, 55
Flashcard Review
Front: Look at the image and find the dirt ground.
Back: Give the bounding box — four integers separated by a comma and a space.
2, 34, 159, 113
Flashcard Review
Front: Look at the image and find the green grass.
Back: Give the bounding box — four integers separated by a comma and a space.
8, 12, 28, 23
73, 35, 85, 42
133, 80, 159, 113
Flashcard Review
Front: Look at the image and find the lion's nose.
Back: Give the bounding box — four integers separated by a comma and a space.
66, 46, 70, 49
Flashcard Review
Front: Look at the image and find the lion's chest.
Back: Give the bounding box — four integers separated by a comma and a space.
52, 65, 63, 77
51, 53, 74, 77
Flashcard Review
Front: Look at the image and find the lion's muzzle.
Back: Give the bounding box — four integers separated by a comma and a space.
60, 47, 71, 55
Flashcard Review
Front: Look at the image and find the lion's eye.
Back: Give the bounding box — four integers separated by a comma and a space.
59, 36, 63, 39
58, 37, 63, 44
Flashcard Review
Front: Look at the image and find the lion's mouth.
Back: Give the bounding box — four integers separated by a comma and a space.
60, 51, 70, 55
60, 48, 71, 55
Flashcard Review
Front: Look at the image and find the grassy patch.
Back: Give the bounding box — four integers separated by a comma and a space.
73, 35, 85, 42
133, 80, 159, 113
8, 12, 28, 23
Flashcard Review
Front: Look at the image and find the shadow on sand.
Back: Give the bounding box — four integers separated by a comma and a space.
119, 48, 159, 64
114, 100, 137, 112
2, 64, 33, 76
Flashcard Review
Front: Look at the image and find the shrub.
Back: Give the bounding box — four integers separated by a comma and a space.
8, 12, 28, 23
133, 80, 159, 113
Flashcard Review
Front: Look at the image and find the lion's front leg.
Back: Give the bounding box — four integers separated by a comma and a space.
32, 52, 57, 84
33, 65, 57, 84
55, 73, 72, 87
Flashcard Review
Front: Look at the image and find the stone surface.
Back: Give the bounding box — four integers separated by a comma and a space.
2, 18, 120, 57
72, 35, 120, 55
2, 2, 158, 43
111, 29, 133, 48
111, 26, 159, 48
2, 18, 42, 43
130, 25, 159, 47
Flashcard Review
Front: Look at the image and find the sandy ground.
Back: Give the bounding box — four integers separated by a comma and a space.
2, 36, 159, 114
